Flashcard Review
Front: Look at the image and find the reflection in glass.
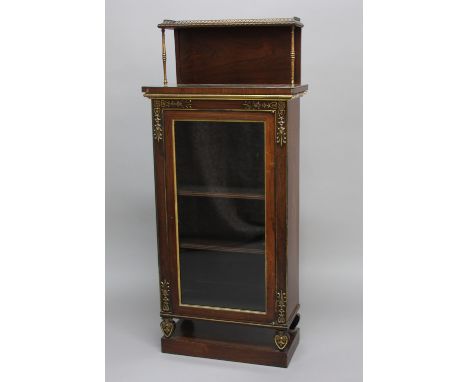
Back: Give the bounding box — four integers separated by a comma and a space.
174, 120, 265, 311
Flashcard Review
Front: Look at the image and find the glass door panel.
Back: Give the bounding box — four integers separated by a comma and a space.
173, 120, 266, 312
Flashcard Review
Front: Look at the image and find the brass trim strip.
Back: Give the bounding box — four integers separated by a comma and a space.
160, 313, 289, 329
143, 93, 304, 100
171, 118, 268, 315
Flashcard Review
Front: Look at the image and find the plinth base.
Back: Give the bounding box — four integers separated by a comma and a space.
161, 319, 300, 368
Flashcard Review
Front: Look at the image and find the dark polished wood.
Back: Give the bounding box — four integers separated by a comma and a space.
172, 26, 302, 85
143, 17, 306, 367
163, 109, 277, 324
142, 84, 308, 96
162, 320, 300, 368
286, 98, 301, 319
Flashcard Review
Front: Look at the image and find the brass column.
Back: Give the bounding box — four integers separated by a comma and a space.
290, 26, 295, 86
161, 28, 168, 86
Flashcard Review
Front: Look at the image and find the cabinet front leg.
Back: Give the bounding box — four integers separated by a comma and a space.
160, 318, 176, 338
274, 330, 290, 351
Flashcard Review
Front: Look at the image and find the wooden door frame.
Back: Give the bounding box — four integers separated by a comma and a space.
162, 109, 276, 325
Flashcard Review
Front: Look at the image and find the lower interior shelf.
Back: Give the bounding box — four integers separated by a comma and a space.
178, 186, 264, 200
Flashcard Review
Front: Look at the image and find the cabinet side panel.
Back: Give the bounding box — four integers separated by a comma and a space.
294, 29, 301, 85
286, 98, 300, 319
150, 100, 170, 313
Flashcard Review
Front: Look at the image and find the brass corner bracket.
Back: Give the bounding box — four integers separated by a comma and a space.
151, 99, 193, 142
242, 100, 287, 146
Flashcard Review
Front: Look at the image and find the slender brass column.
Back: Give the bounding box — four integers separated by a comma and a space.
290, 26, 295, 86
161, 28, 168, 86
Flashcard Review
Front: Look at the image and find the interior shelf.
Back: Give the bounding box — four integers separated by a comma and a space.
178, 186, 264, 200
179, 238, 264, 255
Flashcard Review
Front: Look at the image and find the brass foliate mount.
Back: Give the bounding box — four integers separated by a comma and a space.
160, 279, 171, 313
275, 289, 287, 324
152, 99, 163, 142
242, 100, 287, 146
276, 102, 287, 146
274, 290, 289, 350
151, 99, 193, 143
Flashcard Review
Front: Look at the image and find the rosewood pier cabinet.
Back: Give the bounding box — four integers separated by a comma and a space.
142, 17, 308, 367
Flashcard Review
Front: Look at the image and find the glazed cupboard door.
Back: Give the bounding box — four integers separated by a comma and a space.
163, 110, 276, 324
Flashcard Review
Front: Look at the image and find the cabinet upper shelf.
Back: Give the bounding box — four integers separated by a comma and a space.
142, 84, 309, 98
153, 17, 305, 86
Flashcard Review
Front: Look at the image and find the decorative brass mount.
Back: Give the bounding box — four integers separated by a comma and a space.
275, 289, 287, 324
151, 98, 287, 146
242, 100, 287, 146
151, 99, 193, 142
160, 279, 171, 313
160, 318, 175, 338
274, 331, 290, 351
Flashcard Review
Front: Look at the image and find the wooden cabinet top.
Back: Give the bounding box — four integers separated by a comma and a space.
142, 84, 309, 98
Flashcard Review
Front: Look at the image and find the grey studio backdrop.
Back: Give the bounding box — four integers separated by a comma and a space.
106, 0, 362, 381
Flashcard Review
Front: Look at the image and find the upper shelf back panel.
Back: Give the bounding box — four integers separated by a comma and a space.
157, 18, 302, 86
